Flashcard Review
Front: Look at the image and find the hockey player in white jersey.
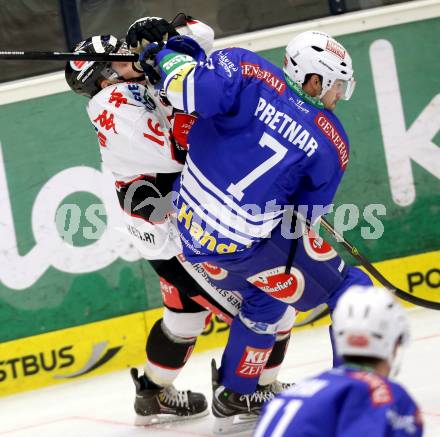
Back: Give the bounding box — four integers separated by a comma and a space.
65, 15, 296, 425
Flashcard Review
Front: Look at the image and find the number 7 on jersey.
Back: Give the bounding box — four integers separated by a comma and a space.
227, 132, 288, 201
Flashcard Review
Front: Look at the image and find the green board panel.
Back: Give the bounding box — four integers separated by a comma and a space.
0, 93, 162, 342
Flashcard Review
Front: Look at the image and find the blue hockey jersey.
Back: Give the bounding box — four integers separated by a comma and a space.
254, 366, 423, 437
157, 45, 350, 262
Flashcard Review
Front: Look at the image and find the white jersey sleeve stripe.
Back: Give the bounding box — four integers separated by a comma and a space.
183, 68, 196, 114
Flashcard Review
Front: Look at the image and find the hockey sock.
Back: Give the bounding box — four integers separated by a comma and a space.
144, 318, 196, 386
219, 316, 275, 394
259, 332, 291, 386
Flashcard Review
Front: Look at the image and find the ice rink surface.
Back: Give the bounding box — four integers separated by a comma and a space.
0, 308, 438, 437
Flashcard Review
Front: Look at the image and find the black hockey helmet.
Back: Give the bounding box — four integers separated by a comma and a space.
65, 35, 125, 98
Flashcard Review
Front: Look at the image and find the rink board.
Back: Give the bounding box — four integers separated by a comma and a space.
0, 249, 437, 397
0, 2, 439, 397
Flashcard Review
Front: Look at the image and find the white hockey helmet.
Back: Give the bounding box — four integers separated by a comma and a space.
283, 30, 355, 100
332, 286, 409, 366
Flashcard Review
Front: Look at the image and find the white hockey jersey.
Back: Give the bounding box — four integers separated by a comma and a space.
87, 82, 184, 260
85, 18, 214, 260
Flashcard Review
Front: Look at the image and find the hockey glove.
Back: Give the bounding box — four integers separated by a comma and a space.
166, 35, 207, 63
127, 17, 178, 73
139, 42, 163, 86
126, 17, 178, 51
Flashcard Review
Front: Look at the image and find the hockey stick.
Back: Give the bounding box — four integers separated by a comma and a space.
291, 212, 439, 328
0, 51, 138, 62
316, 215, 439, 310
0, 14, 190, 62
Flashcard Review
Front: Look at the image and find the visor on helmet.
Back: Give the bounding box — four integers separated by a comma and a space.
323, 77, 356, 101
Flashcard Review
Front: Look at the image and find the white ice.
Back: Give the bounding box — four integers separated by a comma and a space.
0, 308, 438, 437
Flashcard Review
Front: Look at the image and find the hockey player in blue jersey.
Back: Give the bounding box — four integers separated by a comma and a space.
254, 285, 424, 437
137, 30, 374, 432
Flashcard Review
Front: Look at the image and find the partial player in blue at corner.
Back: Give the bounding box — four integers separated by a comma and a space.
254, 286, 423, 437
138, 30, 375, 433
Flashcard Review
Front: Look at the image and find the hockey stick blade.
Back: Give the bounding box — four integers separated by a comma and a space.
0, 51, 138, 62
318, 217, 440, 310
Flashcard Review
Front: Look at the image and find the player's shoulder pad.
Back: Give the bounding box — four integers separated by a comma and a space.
90, 82, 157, 112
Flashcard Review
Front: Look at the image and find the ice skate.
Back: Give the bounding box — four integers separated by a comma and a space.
131, 368, 208, 425
211, 359, 275, 434
260, 379, 295, 394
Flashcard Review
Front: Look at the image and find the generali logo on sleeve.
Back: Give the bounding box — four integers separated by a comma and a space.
315, 113, 349, 170
241, 62, 286, 94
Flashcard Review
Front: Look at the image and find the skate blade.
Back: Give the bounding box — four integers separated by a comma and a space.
134, 409, 209, 426
213, 413, 259, 435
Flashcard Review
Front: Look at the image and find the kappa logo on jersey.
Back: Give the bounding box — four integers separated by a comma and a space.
108, 87, 128, 108
303, 229, 337, 261
325, 40, 346, 59
93, 110, 117, 133
202, 262, 228, 280
236, 346, 272, 378
247, 266, 305, 304
241, 62, 286, 94
315, 113, 349, 170
351, 371, 393, 406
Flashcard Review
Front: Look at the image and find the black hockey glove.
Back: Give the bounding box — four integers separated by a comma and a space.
139, 43, 163, 85
126, 17, 178, 50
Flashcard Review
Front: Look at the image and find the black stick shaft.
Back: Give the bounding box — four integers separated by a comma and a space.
0, 51, 138, 62
318, 217, 440, 310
